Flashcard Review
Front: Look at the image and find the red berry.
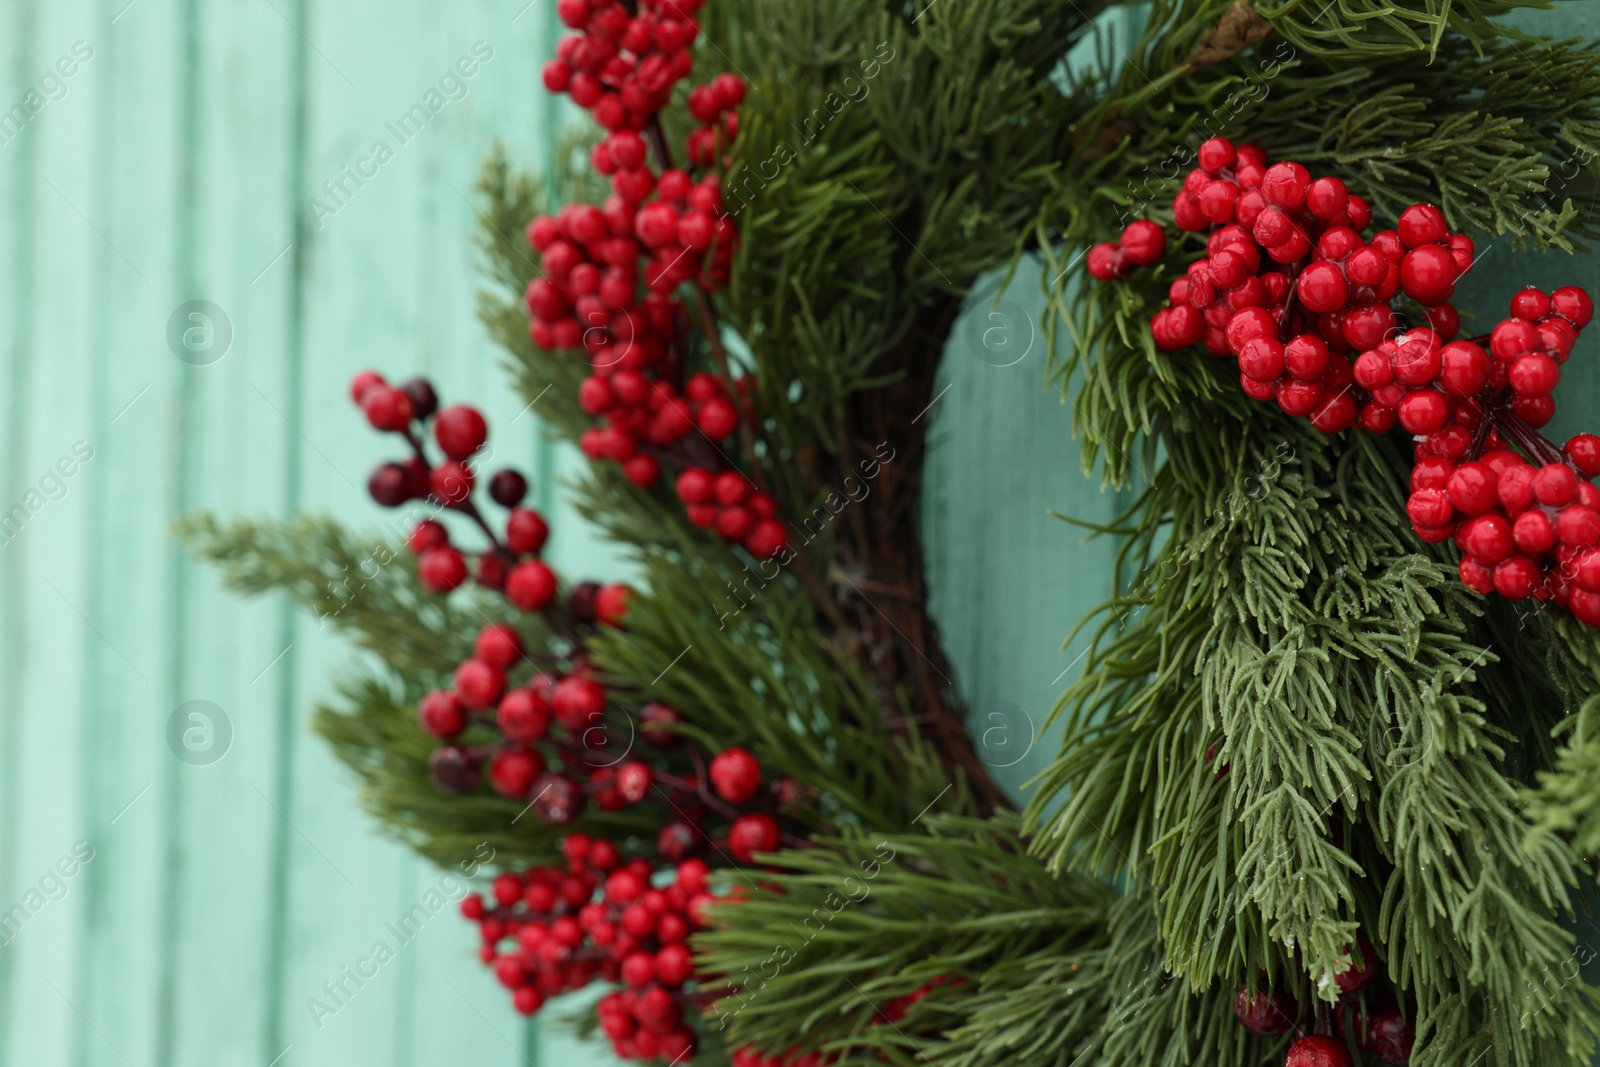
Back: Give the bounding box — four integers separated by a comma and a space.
1558, 506, 1600, 548
597, 583, 630, 625
1367, 1007, 1415, 1064
1238, 337, 1285, 382
1285, 1034, 1353, 1067
1491, 318, 1539, 361
698, 396, 739, 439
1086, 242, 1122, 281
1397, 391, 1449, 435
1509, 352, 1559, 396
1438, 341, 1488, 396
1534, 463, 1580, 506
1397, 204, 1448, 248
368, 463, 413, 507
507, 560, 558, 611
551, 674, 606, 728
418, 690, 466, 737
1567, 434, 1600, 477
1119, 220, 1166, 267
408, 519, 449, 554
1458, 514, 1513, 566
1459, 557, 1494, 594
1297, 261, 1348, 314
435, 405, 489, 459
1552, 285, 1594, 327
1232, 985, 1297, 1035
1305, 176, 1349, 220
490, 747, 542, 798
655, 943, 694, 987
489, 469, 528, 507
1446, 462, 1498, 515
430, 461, 475, 506
1406, 488, 1454, 528
455, 659, 505, 709
1399, 244, 1458, 306
499, 688, 551, 741
1261, 162, 1310, 210
506, 508, 551, 555
1196, 137, 1235, 172
710, 747, 762, 804
475, 623, 524, 668
716, 506, 755, 542
1494, 555, 1541, 599
745, 519, 789, 560
676, 467, 715, 504
350, 370, 386, 404
1510, 286, 1551, 322
728, 814, 781, 862
1512, 510, 1557, 554
363, 386, 415, 431
615, 761, 653, 804
419, 546, 468, 591
511, 987, 543, 1016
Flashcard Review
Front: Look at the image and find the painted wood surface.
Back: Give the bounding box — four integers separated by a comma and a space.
1, 2, 1597, 1066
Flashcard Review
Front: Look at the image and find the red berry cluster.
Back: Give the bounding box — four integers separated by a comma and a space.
545, 0, 705, 135
1409, 438, 1600, 622
462, 834, 721, 1062
1091, 136, 1600, 628
685, 72, 745, 168
672, 465, 788, 559
529, 0, 793, 561
1232, 933, 1415, 1066
350, 371, 574, 604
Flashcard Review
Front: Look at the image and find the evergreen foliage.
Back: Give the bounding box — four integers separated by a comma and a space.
184, 1, 1600, 1064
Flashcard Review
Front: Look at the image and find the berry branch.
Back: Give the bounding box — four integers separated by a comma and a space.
1093, 137, 1600, 631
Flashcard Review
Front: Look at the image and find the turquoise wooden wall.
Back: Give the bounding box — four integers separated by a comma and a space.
3, 2, 1599, 1066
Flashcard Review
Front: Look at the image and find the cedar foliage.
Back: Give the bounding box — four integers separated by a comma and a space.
183, 1, 1600, 1064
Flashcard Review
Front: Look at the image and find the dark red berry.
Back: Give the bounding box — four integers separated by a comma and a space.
368, 463, 413, 507
490, 469, 529, 507
429, 746, 481, 795
398, 378, 438, 420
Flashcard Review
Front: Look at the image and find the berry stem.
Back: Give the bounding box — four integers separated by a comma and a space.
1498, 412, 1573, 469
400, 426, 512, 556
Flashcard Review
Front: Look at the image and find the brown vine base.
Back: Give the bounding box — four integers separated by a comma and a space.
805, 295, 1012, 819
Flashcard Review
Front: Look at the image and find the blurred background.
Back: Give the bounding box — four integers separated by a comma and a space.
2, 1, 1597, 1065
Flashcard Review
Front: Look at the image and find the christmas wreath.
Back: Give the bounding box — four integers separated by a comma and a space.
185, 1, 1600, 1064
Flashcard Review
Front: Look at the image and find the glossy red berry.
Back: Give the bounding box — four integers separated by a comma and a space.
490, 747, 542, 798
363, 386, 414, 431
596, 583, 630, 625
498, 688, 551, 741
506, 508, 551, 555
1119, 220, 1166, 267
507, 560, 558, 611
419, 546, 468, 592
419, 690, 466, 737
475, 623, 524, 668
728, 814, 781, 862
435, 405, 488, 459
455, 659, 506, 710
709, 747, 762, 804
1285, 1034, 1354, 1067
1567, 433, 1600, 477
